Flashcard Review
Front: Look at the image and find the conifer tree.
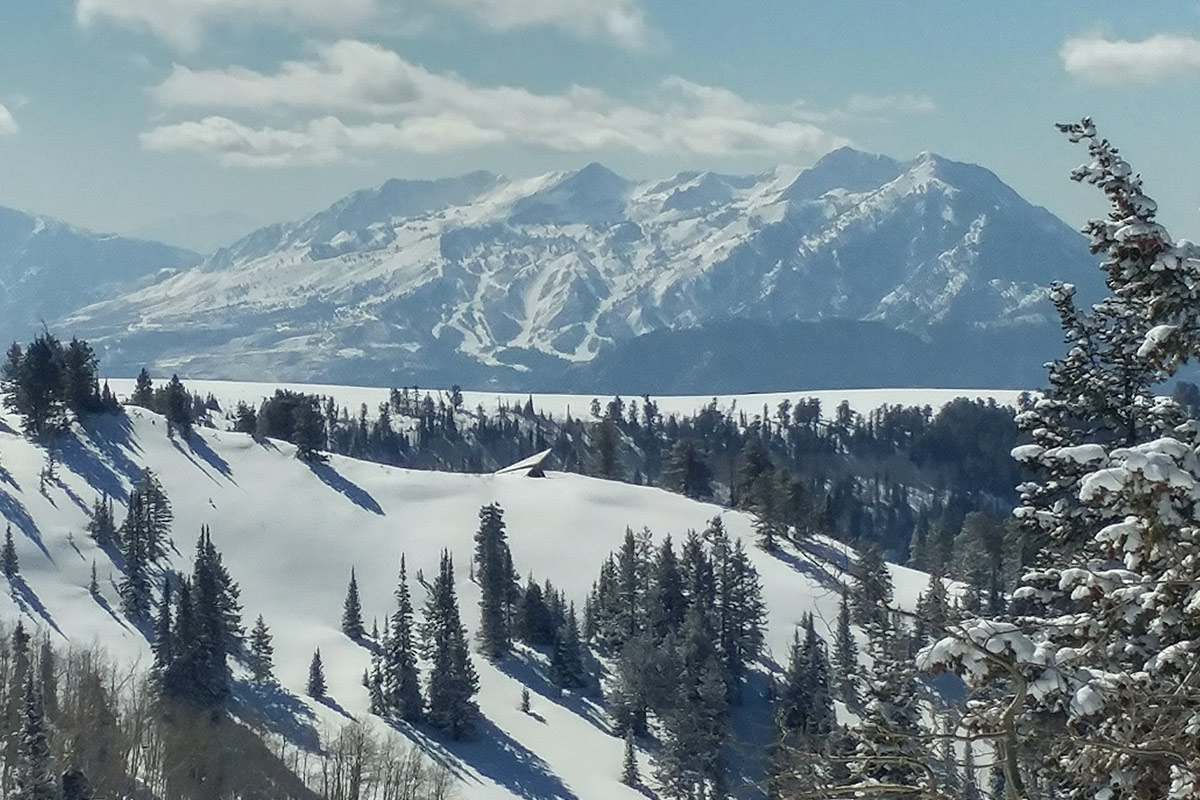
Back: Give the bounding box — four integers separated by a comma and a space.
36, 639, 55, 722
621, 728, 639, 787
85, 496, 117, 549
2, 524, 18, 579
307, 649, 326, 699
152, 578, 173, 675
384, 556, 423, 722
515, 577, 555, 647
342, 568, 364, 640
832, 590, 859, 704
248, 615, 274, 683
87, 561, 99, 597
130, 368, 153, 407
850, 543, 893, 628
422, 551, 479, 739
473, 503, 517, 659
549, 603, 587, 689
12, 674, 56, 800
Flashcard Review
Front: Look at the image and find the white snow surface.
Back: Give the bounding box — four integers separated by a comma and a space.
104, 378, 1026, 424
0, 398, 934, 800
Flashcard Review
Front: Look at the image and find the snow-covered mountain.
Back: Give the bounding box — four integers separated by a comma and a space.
0, 206, 198, 347
59, 149, 1097, 388
0, 389, 934, 800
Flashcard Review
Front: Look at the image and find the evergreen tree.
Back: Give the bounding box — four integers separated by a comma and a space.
152, 578, 173, 675
548, 603, 587, 689
850, 543, 893, 628
2, 524, 18, 579
832, 590, 859, 704
306, 649, 326, 699
384, 556, 423, 722
291, 396, 327, 462
248, 615, 274, 683
515, 577, 555, 647
12, 674, 56, 800
421, 551, 479, 739
130, 368, 153, 408
660, 438, 713, 499
519, 686, 530, 714
621, 728, 639, 787
647, 536, 686, 643
36, 639, 55, 722
473, 503, 516, 659
341, 568, 364, 640
162, 374, 192, 437
85, 496, 117, 550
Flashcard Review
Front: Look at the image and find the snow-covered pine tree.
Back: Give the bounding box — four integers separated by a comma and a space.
850, 543, 892, 628
341, 568, 364, 640
384, 556, 423, 722
306, 649, 326, 699
248, 615, 274, 682
421, 551, 479, 739
11, 674, 56, 800
920, 119, 1200, 799
842, 619, 929, 795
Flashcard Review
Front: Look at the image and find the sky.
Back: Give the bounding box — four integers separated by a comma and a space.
3, 2, 1200, 251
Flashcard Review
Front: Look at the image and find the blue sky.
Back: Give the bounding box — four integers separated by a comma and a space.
3, 2, 1200, 249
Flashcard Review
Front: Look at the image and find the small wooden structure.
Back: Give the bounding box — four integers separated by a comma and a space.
495, 448, 552, 478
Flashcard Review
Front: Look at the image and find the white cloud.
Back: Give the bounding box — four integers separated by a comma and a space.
143, 41, 848, 167
76, 0, 651, 49
1061, 33, 1200, 85
75, 0, 378, 51
0, 104, 18, 136
433, 0, 650, 50
845, 93, 936, 116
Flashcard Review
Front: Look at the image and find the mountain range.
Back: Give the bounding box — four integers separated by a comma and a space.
7, 148, 1103, 390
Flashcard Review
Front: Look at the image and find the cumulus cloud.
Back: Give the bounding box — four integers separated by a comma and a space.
142, 41, 848, 167
1061, 33, 1200, 85
77, 0, 651, 49
0, 104, 18, 136
434, 0, 650, 50
76, 0, 379, 51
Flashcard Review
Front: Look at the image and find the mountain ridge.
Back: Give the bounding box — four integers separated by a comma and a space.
53, 148, 1099, 388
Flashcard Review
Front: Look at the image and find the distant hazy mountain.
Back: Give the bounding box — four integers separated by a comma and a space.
0, 207, 198, 347
59, 149, 1099, 389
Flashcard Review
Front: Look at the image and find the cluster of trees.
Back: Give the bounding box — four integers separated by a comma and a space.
584, 518, 765, 798
1, 333, 117, 436
126, 370, 214, 437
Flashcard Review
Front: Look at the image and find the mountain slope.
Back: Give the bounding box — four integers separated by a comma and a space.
58, 150, 1098, 388
0, 397, 934, 799
0, 206, 198, 347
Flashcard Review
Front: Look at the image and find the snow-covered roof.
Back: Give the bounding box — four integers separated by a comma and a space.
495, 448, 552, 477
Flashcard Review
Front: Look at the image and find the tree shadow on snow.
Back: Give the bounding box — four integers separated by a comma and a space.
186, 433, 235, 482
766, 543, 844, 593
308, 462, 384, 516
409, 718, 582, 800
232, 679, 322, 751
496, 650, 609, 734
65, 414, 148, 501
7, 576, 63, 636
0, 488, 50, 558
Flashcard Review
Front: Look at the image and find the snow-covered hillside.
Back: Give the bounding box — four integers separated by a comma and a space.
0, 399, 931, 799
59, 148, 1097, 388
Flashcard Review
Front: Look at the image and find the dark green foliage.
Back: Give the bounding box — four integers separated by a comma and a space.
232, 401, 258, 434
515, 577, 555, 647
2, 525, 18, 579
832, 590, 859, 704
593, 416, 621, 479
621, 728, 639, 786
473, 504, 517, 659
1, 333, 104, 437
851, 543, 893, 628
382, 556, 423, 722
119, 470, 173, 621
421, 551, 479, 739
130, 368, 153, 408
85, 496, 117, 550
306, 650, 326, 699
162, 374, 193, 437
660, 438, 713, 499
548, 604, 587, 689
775, 615, 835, 740
341, 569, 364, 640
248, 615, 274, 683
257, 390, 327, 460
159, 528, 240, 710
152, 578, 173, 675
